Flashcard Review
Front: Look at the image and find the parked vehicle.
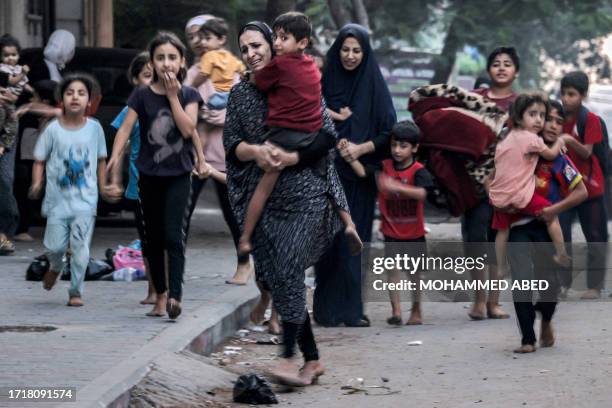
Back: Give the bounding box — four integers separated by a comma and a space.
18, 47, 140, 216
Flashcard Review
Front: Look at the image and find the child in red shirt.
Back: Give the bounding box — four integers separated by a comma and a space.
377, 121, 434, 325
558, 71, 608, 299
239, 12, 362, 257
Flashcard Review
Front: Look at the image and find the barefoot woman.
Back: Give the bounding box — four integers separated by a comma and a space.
224, 22, 350, 385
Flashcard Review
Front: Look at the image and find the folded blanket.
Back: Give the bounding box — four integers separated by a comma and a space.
408, 84, 509, 215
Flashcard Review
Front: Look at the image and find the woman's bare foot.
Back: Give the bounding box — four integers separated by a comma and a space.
238, 237, 252, 257
300, 360, 325, 384
345, 225, 363, 256
269, 358, 309, 386
146, 292, 167, 317
140, 292, 157, 305
553, 253, 571, 268
513, 344, 536, 353
226, 259, 252, 285
540, 320, 555, 347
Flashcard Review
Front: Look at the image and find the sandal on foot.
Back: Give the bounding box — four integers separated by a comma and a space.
0, 238, 15, 255
166, 299, 182, 319
387, 316, 402, 326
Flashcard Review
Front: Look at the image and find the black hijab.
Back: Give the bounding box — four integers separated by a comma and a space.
322, 24, 396, 148
238, 21, 275, 57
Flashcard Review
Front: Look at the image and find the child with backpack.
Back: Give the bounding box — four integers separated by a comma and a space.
559, 71, 609, 299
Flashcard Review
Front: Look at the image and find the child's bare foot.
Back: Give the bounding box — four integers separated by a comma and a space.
238, 237, 252, 257
140, 294, 157, 305
406, 311, 423, 325
269, 358, 309, 387
299, 361, 325, 384
226, 260, 252, 285
250, 299, 268, 325
540, 320, 555, 347
67, 296, 83, 307
146, 292, 167, 317
345, 225, 363, 256
42, 270, 60, 291
513, 344, 536, 353
267, 318, 282, 335
553, 253, 571, 268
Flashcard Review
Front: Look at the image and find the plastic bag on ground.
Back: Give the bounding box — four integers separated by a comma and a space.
233, 373, 278, 405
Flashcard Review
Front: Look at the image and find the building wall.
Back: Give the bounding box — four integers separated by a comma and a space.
0, 0, 111, 49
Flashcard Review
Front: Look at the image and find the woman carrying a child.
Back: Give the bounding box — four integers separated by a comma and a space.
224, 21, 348, 386
314, 24, 397, 327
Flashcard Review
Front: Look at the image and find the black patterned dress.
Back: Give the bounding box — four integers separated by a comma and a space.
223, 80, 349, 324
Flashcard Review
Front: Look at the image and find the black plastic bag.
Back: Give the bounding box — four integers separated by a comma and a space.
60, 258, 113, 281
26, 255, 50, 281
233, 374, 278, 405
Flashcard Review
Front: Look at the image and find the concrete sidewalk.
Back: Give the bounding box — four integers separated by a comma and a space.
0, 204, 258, 408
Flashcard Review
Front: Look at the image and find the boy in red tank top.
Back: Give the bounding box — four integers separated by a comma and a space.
377, 121, 434, 325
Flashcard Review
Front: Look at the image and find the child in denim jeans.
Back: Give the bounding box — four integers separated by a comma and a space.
30, 73, 108, 307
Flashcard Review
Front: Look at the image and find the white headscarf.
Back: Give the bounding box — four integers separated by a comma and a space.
43, 29, 76, 81
185, 14, 214, 30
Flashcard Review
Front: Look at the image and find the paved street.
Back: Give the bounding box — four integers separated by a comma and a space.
1, 186, 611, 407
0, 186, 258, 408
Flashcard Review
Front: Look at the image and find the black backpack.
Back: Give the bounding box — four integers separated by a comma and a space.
576, 105, 610, 178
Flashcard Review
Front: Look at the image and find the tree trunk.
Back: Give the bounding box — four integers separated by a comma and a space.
430, 9, 463, 84
350, 0, 370, 30
327, 0, 351, 29
265, 0, 298, 25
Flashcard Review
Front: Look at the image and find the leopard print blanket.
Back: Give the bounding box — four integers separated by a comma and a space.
409, 84, 510, 194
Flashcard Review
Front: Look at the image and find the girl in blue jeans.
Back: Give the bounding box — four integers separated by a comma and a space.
30, 73, 108, 307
